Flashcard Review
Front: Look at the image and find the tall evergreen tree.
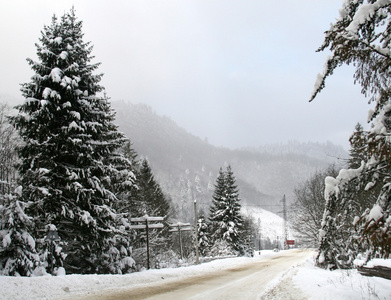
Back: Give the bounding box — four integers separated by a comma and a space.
209, 165, 244, 255
197, 213, 210, 256
348, 123, 367, 169
10, 8, 135, 274
129, 159, 171, 269
134, 159, 171, 218
110, 140, 138, 215
209, 168, 226, 240
241, 215, 255, 256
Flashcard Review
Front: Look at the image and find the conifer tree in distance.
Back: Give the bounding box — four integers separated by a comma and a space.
348, 123, 367, 169
135, 159, 171, 218
11, 8, 135, 274
197, 212, 210, 256
208, 168, 225, 239
209, 165, 244, 255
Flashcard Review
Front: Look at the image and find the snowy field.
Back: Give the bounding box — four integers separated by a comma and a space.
0, 250, 390, 300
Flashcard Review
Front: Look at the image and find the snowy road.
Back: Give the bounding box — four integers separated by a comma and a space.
81, 249, 314, 300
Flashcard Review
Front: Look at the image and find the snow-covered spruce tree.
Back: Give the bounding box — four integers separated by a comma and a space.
0, 190, 41, 276
209, 167, 227, 250
95, 141, 136, 275
103, 141, 138, 274
209, 166, 244, 255
316, 135, 381, 269
129, 158, 172, 269
107, 141, 138, 211
317, 165, 381, 269
197, 213, 211, 256
40, 224, 66, 276
317, 180, 356, 270
134, 159, 171, 218
348, 123, 368, 169
347, 125, 381, 213
11, 9, 135, 274
241, 215, 255, 256
311, 0, 391, 267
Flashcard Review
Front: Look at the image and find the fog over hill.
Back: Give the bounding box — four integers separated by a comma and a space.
112, 100, 348, 217
0, 95, 349, 217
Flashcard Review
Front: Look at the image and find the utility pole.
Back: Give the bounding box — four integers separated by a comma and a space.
194, 200, 200, 264
258, 218, 262, 253
282, 194, 288, 250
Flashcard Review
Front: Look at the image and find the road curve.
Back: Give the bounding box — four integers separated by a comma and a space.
82, 249, 314, 300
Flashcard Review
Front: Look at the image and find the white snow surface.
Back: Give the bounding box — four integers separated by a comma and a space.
294, 257, 391, 300
311, 55, 332, 98
49, 68, 62, 83
368, 204, 383, 222
1, 250, 390, 300
242, 206, 290, 246
324, 164, 363, 200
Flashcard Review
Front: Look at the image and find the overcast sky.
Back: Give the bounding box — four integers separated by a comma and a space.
0, 0, 371, 150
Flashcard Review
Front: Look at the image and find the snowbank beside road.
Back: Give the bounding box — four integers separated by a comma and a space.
0, 250, 390, 300
294, 255, 391, 300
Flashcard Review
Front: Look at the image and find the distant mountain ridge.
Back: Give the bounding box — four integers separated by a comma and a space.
0, 95, 347, 242
111, 100, 348, 217
0, 95, 348, 216
245, 141, 348, 164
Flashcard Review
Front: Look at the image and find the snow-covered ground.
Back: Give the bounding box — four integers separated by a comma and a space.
0, 250, 390, 300
242, 206, 291, 247
293, 258, 391, 300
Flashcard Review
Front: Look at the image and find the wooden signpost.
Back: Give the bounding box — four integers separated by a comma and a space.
130, 215, 164, 269
169, 222, 192, 259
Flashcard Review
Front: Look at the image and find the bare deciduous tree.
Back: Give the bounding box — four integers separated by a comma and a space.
0, 102, 20, 197
290, 165, 339, 247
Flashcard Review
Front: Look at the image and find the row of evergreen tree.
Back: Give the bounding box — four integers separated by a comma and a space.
0, 9, 255, 276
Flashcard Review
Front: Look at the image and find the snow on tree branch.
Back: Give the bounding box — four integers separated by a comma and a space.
346, 0, 391, 37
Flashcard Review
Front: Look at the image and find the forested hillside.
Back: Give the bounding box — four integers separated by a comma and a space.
0, 95, 348, 215
112, 100, 347, 215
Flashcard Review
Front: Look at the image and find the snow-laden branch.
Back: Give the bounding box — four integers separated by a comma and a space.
324, 164, 364, 201
346, 0, 391, 36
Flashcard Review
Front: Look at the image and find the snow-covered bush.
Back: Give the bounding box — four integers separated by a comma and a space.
0, 192, 40, 276
209, 239, 238, 257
